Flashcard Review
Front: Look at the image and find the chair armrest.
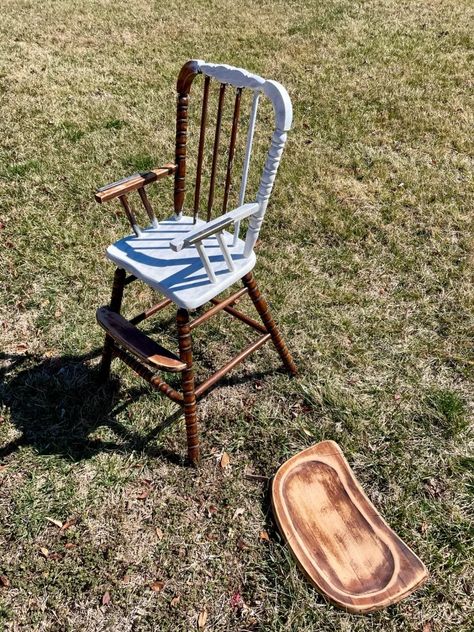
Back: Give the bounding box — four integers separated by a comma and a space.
95, 163, 176, 203
170, 202, 259, 252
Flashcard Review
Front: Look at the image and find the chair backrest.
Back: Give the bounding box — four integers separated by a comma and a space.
174, 60, 292, 256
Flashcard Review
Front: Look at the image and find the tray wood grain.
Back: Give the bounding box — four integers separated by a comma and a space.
272, 441, 428, 613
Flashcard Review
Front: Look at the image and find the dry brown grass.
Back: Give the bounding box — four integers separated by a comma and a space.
0, 0, 473, 630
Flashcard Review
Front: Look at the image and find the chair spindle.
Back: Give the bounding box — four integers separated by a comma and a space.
193, 76, 211, 223
234, 91, 260, 244
207, 82, 226, 221
119, 195, 142, 236
222, 87, 242, 214
174, 92, 189, 217
138, 187, 159, 229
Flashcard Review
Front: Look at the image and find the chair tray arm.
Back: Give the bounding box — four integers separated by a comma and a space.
170, 202, 259, 252
95, 163, 176, 203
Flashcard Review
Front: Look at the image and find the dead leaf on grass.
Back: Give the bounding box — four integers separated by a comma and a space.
39, 547, 49, 558
220, 452, 230, 468
259, 530, 270, 542
46, 517, 63, 529
198, 607, 208, 628
155, 527, 164, 540
423, 623, 433, 632
150, 580, 165, 592
102, 591, 111, 606
136, 488, 150, 500
61, 518, 77, 531
170, 595, 181, 607
64, 543, 76, 550
0, 575, 10, 588
232, 507, 245, 520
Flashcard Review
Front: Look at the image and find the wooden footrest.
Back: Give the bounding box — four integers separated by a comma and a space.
272, 441, 428, 613
97, 307, 186, 372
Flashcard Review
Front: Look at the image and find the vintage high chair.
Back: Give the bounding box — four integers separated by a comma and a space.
94, 60, 297, 464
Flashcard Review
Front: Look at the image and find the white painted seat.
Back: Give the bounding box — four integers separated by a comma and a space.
106, 214, 256, 310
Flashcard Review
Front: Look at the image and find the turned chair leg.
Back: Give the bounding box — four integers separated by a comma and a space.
242, 272, 298, 376
177, 308, 200, 465
99, 267, 126, 381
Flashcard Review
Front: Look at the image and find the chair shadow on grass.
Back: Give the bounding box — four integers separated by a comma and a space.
0, 348, 281, 464
0, 349, 185, 464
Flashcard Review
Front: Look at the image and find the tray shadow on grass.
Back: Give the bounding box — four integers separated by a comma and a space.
0, 350, 186, 463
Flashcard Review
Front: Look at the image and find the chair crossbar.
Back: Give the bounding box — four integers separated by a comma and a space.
112, 344, 183, 403
195, 332, 271, 398
210, 298, 267, 333
189, 287, 247, 330
130, 297, 172, 325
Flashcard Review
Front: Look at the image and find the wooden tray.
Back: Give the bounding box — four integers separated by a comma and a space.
271, 441, 428, 613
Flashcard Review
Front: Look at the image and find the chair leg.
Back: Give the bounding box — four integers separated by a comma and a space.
99, 267, 126, 381
177, 308, 200, 465
242, 272, 298, 376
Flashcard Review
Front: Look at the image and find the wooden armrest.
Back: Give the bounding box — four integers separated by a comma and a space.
95, 163, 176, 203
170, 202, 259, 252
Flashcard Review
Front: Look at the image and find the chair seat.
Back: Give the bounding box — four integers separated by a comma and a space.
106, 214, 256, 310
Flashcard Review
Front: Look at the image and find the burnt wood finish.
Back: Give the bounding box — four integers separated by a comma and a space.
272, 441, 428, 613
193, 75, 211, 222
95, 164, 176, 203
222, 88, 242, 214
97, 307, 186, 372
207, 83, 226, 221
177, 308, 199, 464
242, 272, 297, 375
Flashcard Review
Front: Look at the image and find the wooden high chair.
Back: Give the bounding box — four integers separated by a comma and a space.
95, 60, 297, 464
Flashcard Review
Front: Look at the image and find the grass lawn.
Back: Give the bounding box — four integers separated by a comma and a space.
0, 0, 473, 630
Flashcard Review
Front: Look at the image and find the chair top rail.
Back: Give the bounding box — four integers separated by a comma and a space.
177, 60, 293, 132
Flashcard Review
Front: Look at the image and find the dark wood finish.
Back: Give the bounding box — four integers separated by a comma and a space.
189, 288, 248, 330
95, 164, 176, 203
130, 297, 172, 325
113, 344, 183, 403
174, 90, 190, 216
99, 267, 126, 381
138, 187, 156, 226
207, 83, 226, 221
97, 307, 186, 372
222, 88, 242, 214
193, 75, 211, 222
176, 60, 200, 94
177, 308, 199, 464
195, 333, 271, 398
210, 299, 267, 334
242, 272, 297, 375
272, 441, 428, 613
118, 195, 139, 232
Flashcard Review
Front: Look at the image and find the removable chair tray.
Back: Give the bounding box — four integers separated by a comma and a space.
272, 441, 428, 613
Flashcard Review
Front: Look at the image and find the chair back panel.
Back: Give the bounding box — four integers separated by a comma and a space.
174, 60, 292, 254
